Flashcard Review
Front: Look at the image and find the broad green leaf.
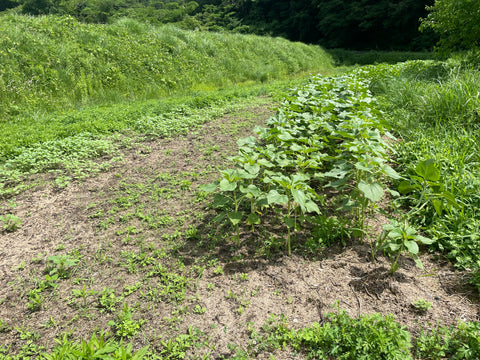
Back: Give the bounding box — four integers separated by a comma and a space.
415, 235, 434, 245
199, 182, 218, 193
237, 136, 257, 147
246, 213, 261, 226
227, 211, 243, 226
266, 190, 288, 205
283, 216, 295, 228
383, 221, 399, 231
398, 181, 420, 195
290, 143, 304, 152
386, 188, 400, 197
240, 184, 261, 197
410, 175, 424, 183
411, 253, 424, 270
237, 169, 257, 180
381, 164, 402, 180
405, 224, 417, 237
415, 159, 440, 182
278, 131, 295, 141
388, 228, 404, 239
219, 179, 237, 192
404, 240, 419, 254
291, 172, 311, 184
291, 188, 307, 212
305, 200, 321, 214
432, 199, 443, 216
358, 180, 383, 202
244, 163, 260, 176
387, 243, 401, 252
355, 162, 374, 172
255, 196, 269, 208
442, 191, 461, 209
257, 158, 275, 168
324, 167, 350, 179
213, 212, 226, 223
213, 194, 231, 208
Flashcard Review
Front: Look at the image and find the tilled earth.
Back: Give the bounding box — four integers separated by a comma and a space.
0, 102, 478, 358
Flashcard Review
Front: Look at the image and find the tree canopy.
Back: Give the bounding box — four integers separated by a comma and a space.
420, 0, 480, 53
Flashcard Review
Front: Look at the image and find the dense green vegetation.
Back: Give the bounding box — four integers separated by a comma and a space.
369, 59, 480, 286
2, 0, 437, 50
0, 14, 331, 122
420, 0, 480, 54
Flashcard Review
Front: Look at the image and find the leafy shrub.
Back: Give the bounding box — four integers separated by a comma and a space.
293, 311, 412, 360
415, 322, 480, 360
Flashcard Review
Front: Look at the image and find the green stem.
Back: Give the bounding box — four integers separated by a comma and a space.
234, 192, 240, 245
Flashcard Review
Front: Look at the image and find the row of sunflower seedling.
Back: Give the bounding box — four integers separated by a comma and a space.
202, 71, 445, 272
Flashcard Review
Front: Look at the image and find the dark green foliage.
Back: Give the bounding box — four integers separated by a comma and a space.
328, 49, 437, 66
420, 0, 480, 54
0, 0, 17, 11
237, 0, 436, 50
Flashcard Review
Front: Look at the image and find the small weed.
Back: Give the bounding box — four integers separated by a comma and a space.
0, 214, 21, 232
71, 285, 97, 308
55, 243, 65, 251
108, 303, 146, 338
46, 254, 79, 279
26, 289, 44, 312
239, 273, 249, 281
194, 304, 207, 314
411, 299, 432, 314
225, 290, 237, 300
40, 317, 58, 329
373, 220, 434, 274
97, 287, 123, 313
0, 319, 12, 333
213, 265, 224, 275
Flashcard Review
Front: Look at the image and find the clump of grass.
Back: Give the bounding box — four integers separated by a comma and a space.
371, 59, 480, 277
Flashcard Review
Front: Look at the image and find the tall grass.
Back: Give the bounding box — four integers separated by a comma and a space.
0, 14, 333, 120
328, 49, 437, 66
371, 59, 480, 274
372, 64, 480, 128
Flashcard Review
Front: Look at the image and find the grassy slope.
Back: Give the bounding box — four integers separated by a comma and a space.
0, 14, 333, 196
0, 14, 332, 120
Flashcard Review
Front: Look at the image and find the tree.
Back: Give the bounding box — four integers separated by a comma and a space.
315, 0, 435, 50
420, 0, 480, 53
0, 0, 18, 11
20, 0, 59, 15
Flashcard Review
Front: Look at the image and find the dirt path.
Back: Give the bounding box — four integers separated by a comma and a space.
0, 103, 479, 358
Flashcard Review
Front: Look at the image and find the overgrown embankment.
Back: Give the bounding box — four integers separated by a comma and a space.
0, 14, 332, 120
